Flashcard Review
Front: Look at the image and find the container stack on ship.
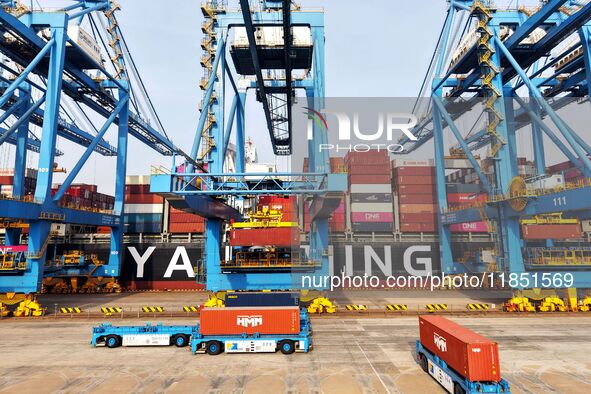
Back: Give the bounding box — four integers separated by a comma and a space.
392, 159, 437, 234
346, 151, 394, 233
124, 176, 163, 234
0, 168, 37, 199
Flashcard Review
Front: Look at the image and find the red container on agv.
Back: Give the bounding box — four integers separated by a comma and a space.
229, 227, 300, 247
199, 307, 300, 336
419, 315, 501, 382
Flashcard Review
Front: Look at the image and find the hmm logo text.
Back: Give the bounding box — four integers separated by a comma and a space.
434, 333, 447, 352
237, 315, 263, 328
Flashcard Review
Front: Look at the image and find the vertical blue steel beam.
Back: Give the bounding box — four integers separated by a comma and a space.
580, 25, 591, 97
27, 16, 67, 294
431, 93, 454, 273
5, 85, 31, 246
530, 101, 546, 175
204, 26, 225, 290
431, 2, 456, 274
33, 20, 67, 204
105, 88, 129, 277
488, 26, 523, 276
221, 94, 238, 165
12, 85, 31, 199
503, 87, 519, 176
236, 92, 246, 173
307, 21, 329, 289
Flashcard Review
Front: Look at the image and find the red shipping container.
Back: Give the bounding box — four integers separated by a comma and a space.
394, 175, 435, 185
125, 194, 163, 204
395, 184, 437, 194
351, 212, 394, 223
199, 307, 300, 335
521, 224, 582, 239
169, 222, 205, 233
347, 165, 391, 176
398, 194, 436, 204
230, 227, 300, 247
125, 184, 151, 194
399, 204, 437, 214
419, 315, 502, 382
450, 221, 488, 233
399, 213, 438, 223
393, 167, 435, 176
447, 193, 487, 205
349, 174, 391, 184
345, 151, 389, 166
400, 222, 437, 232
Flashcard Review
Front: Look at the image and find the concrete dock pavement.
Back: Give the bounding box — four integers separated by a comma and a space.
0, 315, 590, 393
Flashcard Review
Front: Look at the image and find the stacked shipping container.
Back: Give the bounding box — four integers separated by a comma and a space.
392, 159, 437, 233
346, 151, 393, 233
51, 183, 115, 211
168, 207, 205, 233
124, 175, 162, 233
0, 168, 37, 198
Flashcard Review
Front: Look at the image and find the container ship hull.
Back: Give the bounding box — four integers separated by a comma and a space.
66, 238, 450, 290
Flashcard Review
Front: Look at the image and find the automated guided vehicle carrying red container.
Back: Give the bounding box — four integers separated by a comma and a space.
199, 307, 300, 336
419, 315, 501, 382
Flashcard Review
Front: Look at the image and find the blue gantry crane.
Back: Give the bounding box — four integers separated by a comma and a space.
151, 0, 346, 292
0, 0, 197, 296
397, 0, 591, 288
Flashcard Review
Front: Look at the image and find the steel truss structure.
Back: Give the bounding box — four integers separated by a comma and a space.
398, 0, 591, 287
0, 0, 193, 293
151, 0, 346, 291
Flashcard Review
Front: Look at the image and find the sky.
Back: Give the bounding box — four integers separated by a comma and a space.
2, 0, 567, 194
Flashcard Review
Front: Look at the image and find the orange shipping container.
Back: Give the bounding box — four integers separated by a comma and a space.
521, 224, 582, 239
199, 306, 300, 336
419, 315, 501, 382
399, 204, 437, 214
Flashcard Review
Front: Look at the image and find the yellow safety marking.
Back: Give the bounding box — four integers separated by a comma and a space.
60, 307, 81, 313
183, 306, 200, 312
425, 304, 448, 312
101, 307, 123, 314
142, 306, 164, 313
345, 304, 367, 311
386, 304, 408, 311
466, 303, 489, 310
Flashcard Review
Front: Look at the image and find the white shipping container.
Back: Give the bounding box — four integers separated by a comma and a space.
350, 202, 393, 213
125, 175, 151, 185
526, 174, 565, 191
67, 25, 102, 65
233, 26, 311, 48
0, 168, 38, 178
350, 184, 391, 194
124, 203, 164, 214
582, 220, 591, 233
